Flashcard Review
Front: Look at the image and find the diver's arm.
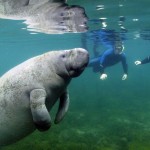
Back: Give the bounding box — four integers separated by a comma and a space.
141, 56, 150, 64
99, 64, 105, 74
121, 53, 128, 80
121, 53, 128, 74
99, 49, 112, 80
135, 56, 150, 65
99, 57, 106, 79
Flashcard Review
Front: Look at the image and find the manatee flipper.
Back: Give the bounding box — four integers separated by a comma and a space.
54, 90, 70, 124
30, 89, 51, 131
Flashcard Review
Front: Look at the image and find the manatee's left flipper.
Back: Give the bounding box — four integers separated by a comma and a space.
54, 90, 70, 124
30, 89, 51, 131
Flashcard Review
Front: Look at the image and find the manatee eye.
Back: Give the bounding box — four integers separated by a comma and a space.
61, 54, 66, 58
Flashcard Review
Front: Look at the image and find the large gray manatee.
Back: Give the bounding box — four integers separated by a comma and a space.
0, 48, 89, 146
0, 0, 88, 34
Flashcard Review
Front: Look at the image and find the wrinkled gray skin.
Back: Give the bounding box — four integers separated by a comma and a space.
0, 48, 89, 146
0, 0, 88, 33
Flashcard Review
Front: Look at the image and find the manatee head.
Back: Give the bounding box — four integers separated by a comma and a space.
53, 48, 89, 78
66, 48, 89, 77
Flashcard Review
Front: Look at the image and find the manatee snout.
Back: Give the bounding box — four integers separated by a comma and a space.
76, 48, 89, 67
69, 48, 89, 77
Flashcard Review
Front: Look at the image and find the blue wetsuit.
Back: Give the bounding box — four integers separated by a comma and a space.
89, 48, 128, 74
141, 56, 150, 64
88, 28, 128, 75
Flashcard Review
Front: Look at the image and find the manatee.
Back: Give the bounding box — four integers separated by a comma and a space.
0, 48, 89, 146
0, 0, 88, 34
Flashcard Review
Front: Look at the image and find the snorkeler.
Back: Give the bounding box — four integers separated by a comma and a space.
82, 15, 128, 80
135, 56, 150, 65
88, 40, 128, 80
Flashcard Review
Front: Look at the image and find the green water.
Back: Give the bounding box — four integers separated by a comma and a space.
1, 0, 150, 150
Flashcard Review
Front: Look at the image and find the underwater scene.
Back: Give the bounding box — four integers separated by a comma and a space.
1, 0, 150, 150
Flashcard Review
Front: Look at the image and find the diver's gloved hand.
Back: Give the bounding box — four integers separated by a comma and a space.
134, 60, 141, 65
122, 74, 127, 80
100, 74, 107, 80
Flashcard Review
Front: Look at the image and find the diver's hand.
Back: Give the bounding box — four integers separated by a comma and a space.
134, 60, 141, 65
122, 74, 127, 80
100, 74, 107, 80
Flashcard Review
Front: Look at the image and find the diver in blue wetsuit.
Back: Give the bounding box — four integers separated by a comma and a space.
89, 40, 128, 80
135, 56, 150, 65
82, 16, 128, 80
